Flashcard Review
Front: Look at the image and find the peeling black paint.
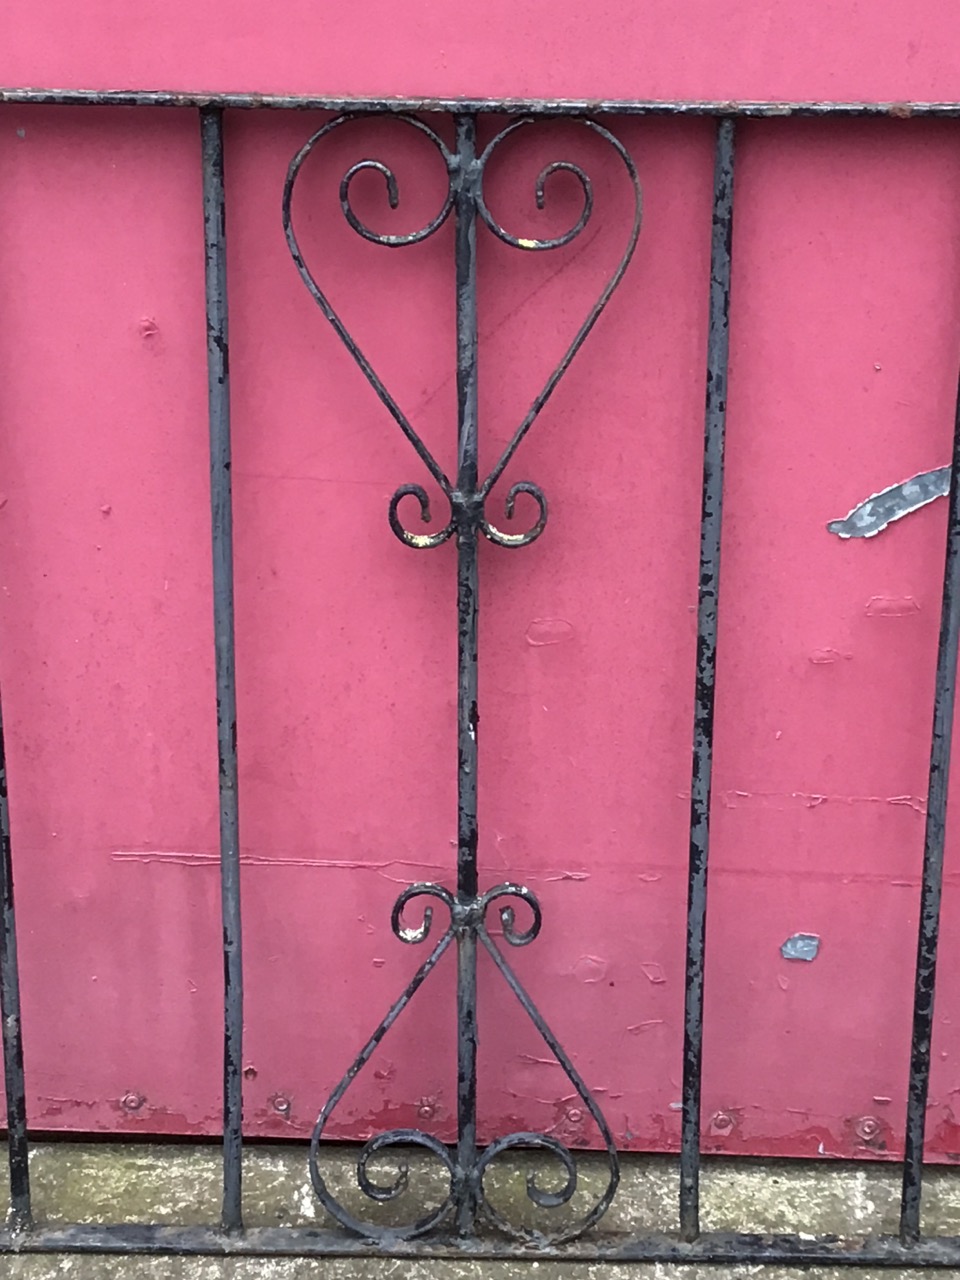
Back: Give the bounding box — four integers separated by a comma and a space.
681, 116, 735, 1244
6, 87, 960, 116
900, 404, 960, 1240
201, 107, 244, 1234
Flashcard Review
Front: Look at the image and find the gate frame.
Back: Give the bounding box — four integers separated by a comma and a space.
1, 89, 960, 1268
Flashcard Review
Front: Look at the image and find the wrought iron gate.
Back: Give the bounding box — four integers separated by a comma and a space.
1, 90, 960, 1268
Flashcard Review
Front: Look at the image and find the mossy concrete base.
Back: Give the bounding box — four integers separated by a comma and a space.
3, 1142, 960, 1278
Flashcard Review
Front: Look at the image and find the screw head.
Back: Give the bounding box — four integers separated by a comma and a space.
272, 1094, 291, 1116
855, 1115, 881, 1143
566, 1107, 584, 1124
121, 1092, 145, 1113
417, 1100, 436, 1120
711, 1111, 735, 1133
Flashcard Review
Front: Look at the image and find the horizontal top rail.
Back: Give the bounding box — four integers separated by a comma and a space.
3, 89, 960, 115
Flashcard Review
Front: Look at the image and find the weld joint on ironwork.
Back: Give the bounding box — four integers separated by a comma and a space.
451, 898, 482, 934
451, 153, 482, 200
452, 489, 484, 526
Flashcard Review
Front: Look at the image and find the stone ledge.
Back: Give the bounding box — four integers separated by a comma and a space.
2, 1142, 959, 1278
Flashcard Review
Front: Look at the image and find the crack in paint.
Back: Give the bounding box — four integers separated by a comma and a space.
718, 790, 926, 812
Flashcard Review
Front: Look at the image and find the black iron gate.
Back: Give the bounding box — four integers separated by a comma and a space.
1, 90, 960, 1268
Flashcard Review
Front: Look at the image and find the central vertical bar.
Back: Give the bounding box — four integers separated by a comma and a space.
453, 112, 480, 1235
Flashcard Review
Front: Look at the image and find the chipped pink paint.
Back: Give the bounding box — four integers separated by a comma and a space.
865, 595, 923, 616
573, 955, 608, 983
525, 617, 575, 646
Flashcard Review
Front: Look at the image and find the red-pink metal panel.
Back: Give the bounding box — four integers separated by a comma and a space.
2, 102, 960, 1162
3, 0, 960, 103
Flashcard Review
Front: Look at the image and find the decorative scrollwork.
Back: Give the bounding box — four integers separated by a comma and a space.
475, 1131, 578, 1215
336, 114, 456, 247
292, 112, 635, 1245
472, 897, 620, 1243
283, 114, 455, 497
311, 1126, 458, 1240
308, 883, 457, 1239
476, 120, 595, 251
479, 883, 543, 945
285, 113, 641, 557
388, 484, 456, 550
479, 481, 548, 549
308, 878, 617, 1242
391, 882, 456, 943
476, 117, 643, 508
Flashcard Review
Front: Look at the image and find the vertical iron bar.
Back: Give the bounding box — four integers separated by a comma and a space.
453, 112, 480, 1236
201, 105, 244, 1233
0, 695, 31, 1230
680, 115, 736, 1242
899, 360, 960, 1242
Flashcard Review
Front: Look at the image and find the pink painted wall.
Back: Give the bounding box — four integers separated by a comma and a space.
4, 6, 960, 1163
3, 0, 960, 104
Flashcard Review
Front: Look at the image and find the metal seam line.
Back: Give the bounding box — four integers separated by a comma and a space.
680, 115, 735, 1242
898, 342, 960, 1241
0, 691, 31, 1229
201, 105, 244, 1233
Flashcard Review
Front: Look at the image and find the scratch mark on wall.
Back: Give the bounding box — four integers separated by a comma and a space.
865, 595, 921, 617
639, 962, 666, 985
827, 465, 949, 538
110, 850, 439, 882
238, 472, 395, 488
525, 617, 574, 646
627, 1019, 664, 1034
809, 648, 851, 665
718, 790, 926, 813
573, 955, 608, 983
